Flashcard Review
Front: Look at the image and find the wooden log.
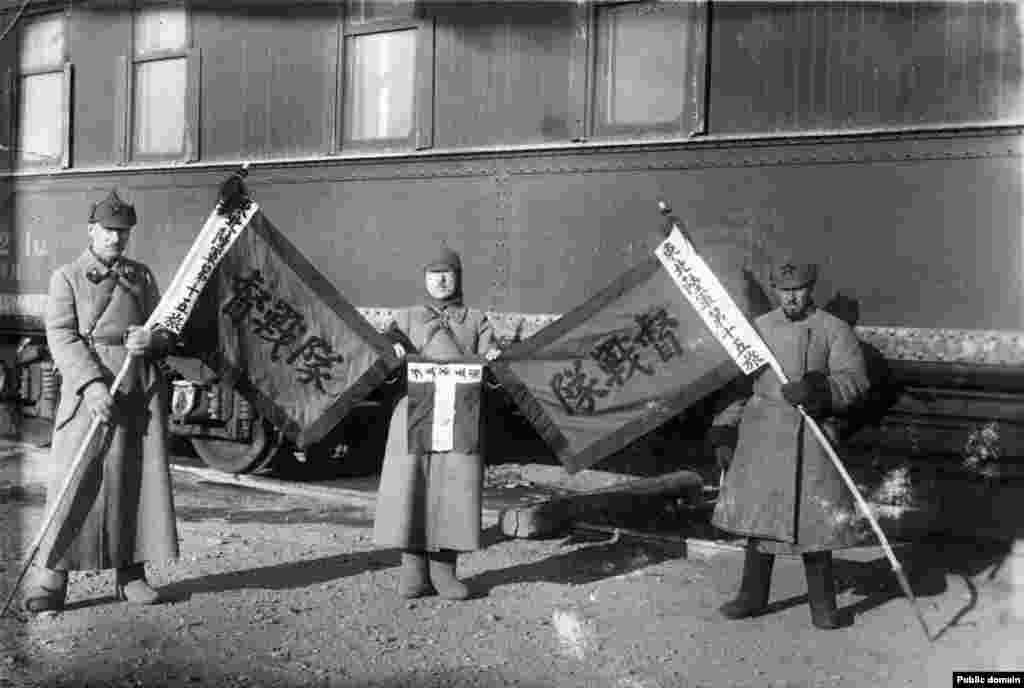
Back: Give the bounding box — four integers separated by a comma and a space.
500, 469, 704, 539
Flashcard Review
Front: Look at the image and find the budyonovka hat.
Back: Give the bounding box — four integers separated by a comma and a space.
424, 244, 462, 273
770, 258, 818, 290
88, 189, 137, 229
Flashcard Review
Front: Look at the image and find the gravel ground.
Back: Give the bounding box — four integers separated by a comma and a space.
1, 448, 1022, 688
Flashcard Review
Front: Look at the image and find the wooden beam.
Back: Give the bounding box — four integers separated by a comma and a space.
500, 469, 704, 539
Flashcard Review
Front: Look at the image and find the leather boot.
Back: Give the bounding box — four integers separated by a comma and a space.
398, 550, 435, 598
115, 564, 162, 605
803, 551, 847, 629
429, 549, 470, 600
23, 566, 67, 615
719, 540, 774, 619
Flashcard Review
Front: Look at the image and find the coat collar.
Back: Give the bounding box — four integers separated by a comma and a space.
422, 303, 468, 325
78, 249, 110, 273
76, 250, 142, 285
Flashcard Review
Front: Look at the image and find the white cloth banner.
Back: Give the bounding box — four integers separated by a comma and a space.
146, 201, 260, 335
656, 226, 773, 375
407, 361, 483, 452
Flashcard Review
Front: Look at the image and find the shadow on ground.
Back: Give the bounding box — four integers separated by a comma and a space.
753, 537, 1013, 638
159, 549, 399, 602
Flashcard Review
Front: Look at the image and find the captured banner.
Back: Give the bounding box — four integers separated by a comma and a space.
491, 225, 753, 474
207, 211, 401, 449
406, 357, 484, 454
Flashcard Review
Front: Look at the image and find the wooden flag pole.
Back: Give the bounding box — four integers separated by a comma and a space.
655, 200, 932, 642
1, 358, 134, 618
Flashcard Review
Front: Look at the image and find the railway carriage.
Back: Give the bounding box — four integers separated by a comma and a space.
0, 1, 1022, 516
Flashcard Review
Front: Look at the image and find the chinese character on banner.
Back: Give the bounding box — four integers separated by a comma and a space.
633, 308, 683, 362
287, 336, 345, 393
209, 211, 400, 449
222, 271, 271, 323
550, 359, 609, 416
590, 333, 654, 389
252, 299, 308, 360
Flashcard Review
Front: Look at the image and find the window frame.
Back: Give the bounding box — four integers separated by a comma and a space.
15, 9, 72, 170
571, 0, 709, 142
117, 1, 200, 165
334, 1, 434, 153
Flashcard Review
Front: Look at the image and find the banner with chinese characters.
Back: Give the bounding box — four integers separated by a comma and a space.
656, 227, 772, 375
207, 211, 401, 449
146, 200, 260, 335
490, 230, 751, 474
406, 358, 484, 454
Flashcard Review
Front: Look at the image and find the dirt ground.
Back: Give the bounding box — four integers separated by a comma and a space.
1, 445, 1022, 688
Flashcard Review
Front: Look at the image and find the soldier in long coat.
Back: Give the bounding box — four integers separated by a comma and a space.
24, 190, 178, 614
707, 258, 870, 629
373, 245, 500, 599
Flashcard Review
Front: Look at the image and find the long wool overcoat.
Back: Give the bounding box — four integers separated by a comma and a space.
372, 304, 495, 552
711, 306, 870, 555
38, 250, 179, 571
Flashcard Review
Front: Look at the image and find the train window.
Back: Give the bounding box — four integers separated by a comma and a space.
340, 0, 431, 151
590, 1, 706, 139
344, 29, 417, 142
125, 4, 197, 162
17, 13, 70, 168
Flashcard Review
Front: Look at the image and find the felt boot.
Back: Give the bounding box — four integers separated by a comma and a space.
23, 566, 67, 615
115, 564, 162, 606
398, 550, 435, 598
803, 551, 848, 629
719, 541, 774, 619
429, 549, 469, 600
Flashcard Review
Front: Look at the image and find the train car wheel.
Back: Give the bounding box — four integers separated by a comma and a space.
190, 419, 282, 474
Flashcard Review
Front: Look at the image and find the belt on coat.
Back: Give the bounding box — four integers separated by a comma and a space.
82, 333, 126, 347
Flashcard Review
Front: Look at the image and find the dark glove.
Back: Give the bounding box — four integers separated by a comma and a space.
780, 370, 831, 416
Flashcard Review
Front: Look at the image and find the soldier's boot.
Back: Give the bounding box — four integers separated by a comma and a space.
803, 551, 849, 630
398, 550, 435, 599
23, 566, 67, 615
115, 563, 162, 606
429, 549, 470, 600
719, 541, 774, 619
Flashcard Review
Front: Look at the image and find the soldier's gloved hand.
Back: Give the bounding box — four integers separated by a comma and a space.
124, 325, 153, 357
484, 347, 501, 362
780, 371, 831, 416
393, 343, 407, 359
83, 381, 114, 424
